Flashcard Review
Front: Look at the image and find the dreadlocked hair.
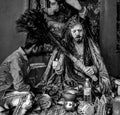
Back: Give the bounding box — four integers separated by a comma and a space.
16, 9, 51, 44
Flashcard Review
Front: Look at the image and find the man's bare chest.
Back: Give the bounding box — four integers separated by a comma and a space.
75, 44, 84, 56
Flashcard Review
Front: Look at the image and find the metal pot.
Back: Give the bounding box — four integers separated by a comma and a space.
64, 101, 76, 111
62, 89, 78, 111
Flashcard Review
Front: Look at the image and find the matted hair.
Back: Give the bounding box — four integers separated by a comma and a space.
24, 34, 40, 49
62, 15, 85, 54
62, 15, 93, 66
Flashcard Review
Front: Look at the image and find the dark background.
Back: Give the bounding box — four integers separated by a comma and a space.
0, 0, 26, 63
100, 0, 120, 77
0, 0, 120, 78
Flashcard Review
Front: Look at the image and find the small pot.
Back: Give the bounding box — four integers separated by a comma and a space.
62, 89, 78, 111
64, 101, 76, 111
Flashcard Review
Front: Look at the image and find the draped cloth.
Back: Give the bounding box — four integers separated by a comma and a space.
33, 39, 111, 115
36, 37, 111, 96
88, 39, 111, 95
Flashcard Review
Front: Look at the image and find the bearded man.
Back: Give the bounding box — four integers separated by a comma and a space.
51, 15, 111, 96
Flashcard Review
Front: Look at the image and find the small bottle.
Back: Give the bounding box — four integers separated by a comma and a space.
84, 78, 92, 103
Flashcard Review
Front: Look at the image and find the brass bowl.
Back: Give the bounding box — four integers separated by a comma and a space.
62, 89, 78, 101
65, 89, 78, 94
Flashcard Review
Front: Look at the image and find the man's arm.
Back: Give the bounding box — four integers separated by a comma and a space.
10, 57, 30, 91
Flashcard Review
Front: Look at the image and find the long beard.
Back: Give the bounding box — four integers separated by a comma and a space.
75, 36, 84, 44
77, 38, 83, 44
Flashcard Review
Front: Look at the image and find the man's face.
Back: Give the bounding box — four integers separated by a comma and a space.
70, 24, 84, 43
47, 0, 59, 15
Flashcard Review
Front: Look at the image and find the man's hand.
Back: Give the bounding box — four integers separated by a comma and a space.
52, 59, 63, 75
74, 60, 98, 81
74, 60, 95, 76
52, 59, 61, 70
84, 66, 94, 76
84, 66, 98, 81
